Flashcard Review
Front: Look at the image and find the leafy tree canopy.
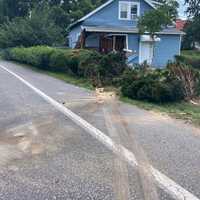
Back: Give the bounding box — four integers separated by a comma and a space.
182, 0, 200, 49
0, 0, 107, 25
0, 7, 64, 48
185, 0, 200, 17
0, 0, 179, 48
0, 0, 107, 47
138, 0, 179, 36
154, 0, 179, 20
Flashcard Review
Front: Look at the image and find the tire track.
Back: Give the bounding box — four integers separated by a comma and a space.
103, 97, 159, 200
103, 103, 130, 200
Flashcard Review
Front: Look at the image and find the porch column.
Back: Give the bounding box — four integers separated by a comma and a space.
113, 36, 116, 51
80, 29, 86, 48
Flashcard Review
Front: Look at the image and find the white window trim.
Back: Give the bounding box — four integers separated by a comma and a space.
179, 35, 182, 55
118, 1, 140, 20
119, 2, 129, 20
107, 34, 132, 52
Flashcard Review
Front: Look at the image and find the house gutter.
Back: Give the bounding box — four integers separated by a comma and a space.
81, 26, 185, 35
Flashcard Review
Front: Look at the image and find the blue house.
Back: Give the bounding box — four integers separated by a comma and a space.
68, 0, 184, 67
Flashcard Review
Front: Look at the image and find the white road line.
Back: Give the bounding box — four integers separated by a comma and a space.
0, 64, 199, 200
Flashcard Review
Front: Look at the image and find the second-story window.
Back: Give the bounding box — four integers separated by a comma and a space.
120, 2, 129, 19
119, 1, 140, 20
130, 4, 138, 19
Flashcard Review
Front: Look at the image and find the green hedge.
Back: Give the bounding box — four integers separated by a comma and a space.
176, 51, 200, 69
4, 46, 127, 86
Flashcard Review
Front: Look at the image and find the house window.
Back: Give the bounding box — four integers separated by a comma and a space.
119, 2, 129, 19
119, 1, 140, 20
130, 4, 138, 19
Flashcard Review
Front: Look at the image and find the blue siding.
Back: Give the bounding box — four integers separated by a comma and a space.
68, 25, 82, 48
127, 34, 139, 63
152, 35, 181, 67
127, 34, 181, 67
83, 0, 153, 27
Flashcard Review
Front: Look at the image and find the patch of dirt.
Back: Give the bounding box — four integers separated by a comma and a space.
0, 117, 64, 167
95, 88, 116, 104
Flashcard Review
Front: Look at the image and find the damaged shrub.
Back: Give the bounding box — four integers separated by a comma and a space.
121, 68, 184, 103
167, 62, 200, 100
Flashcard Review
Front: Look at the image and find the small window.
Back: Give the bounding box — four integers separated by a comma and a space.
119, 2, 139, 20
130, 4, 138, 19
119, 2, 129, 19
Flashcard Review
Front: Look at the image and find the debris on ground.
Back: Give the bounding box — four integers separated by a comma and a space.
95, 88, 116, 104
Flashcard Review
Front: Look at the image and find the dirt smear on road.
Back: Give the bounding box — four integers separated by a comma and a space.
0, 117, 62, 168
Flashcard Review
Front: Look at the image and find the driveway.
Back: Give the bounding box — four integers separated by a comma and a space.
0, 60, 200, 200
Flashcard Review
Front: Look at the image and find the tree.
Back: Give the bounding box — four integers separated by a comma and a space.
0, 0, 109, 47
161, 0, 179, 21
61, 0, 107, 23
0, 0, 32, 20
138, 9, 170, 36
182, 0, 200, 49
49, 6, 70, 33
0, 7, 64, 48
138, 0, 179, 36
138, 1, 178, 64
62, 0, 94, 22
0, 0, 7, 24
182, 21, 195, 49
185, 0, 200, 17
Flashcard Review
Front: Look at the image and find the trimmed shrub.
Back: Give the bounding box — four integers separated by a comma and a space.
6, 46, 55, 69
3, 46, 127, 87
49, 49, 71, 72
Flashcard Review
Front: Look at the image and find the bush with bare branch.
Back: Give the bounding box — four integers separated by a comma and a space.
167, 62, 200, 100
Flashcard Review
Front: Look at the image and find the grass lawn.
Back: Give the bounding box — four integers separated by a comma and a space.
182, 50, 200, 56
19, 64, 94, 90
181, 50, 200, 60
121, 96, 200, 126
45, 71, 94, 90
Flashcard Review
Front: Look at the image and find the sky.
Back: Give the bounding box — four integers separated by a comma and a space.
177, 0, 187, 19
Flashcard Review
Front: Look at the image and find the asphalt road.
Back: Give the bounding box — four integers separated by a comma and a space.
0, 60, 200, 200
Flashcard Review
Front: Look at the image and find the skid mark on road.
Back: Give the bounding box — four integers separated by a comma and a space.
1, 64, 199, 200
103, 104, 130, 200
120, 113, 159, 200
103, 99, 159, 200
